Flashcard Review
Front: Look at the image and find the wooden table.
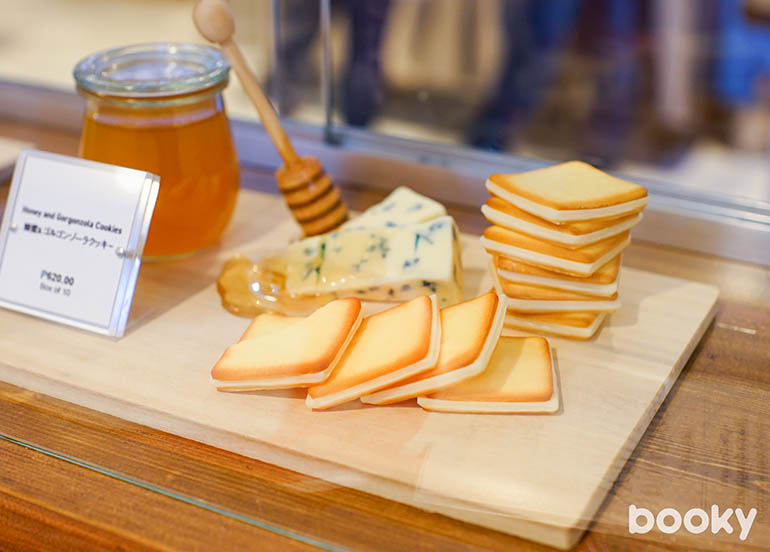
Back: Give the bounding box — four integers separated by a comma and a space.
0, 120, 768, 551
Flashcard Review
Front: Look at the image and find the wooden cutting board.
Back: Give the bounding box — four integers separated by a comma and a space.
0, 190, 718, 550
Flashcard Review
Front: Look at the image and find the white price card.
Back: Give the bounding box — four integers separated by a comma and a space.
0, 149, 159, 337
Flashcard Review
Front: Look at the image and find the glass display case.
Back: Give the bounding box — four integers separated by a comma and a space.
264, 0, 770, 266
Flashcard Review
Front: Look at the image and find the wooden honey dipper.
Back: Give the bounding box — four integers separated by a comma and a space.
193, 0, 348, 236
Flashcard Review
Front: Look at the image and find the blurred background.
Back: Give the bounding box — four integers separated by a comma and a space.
2, 0, 770, 202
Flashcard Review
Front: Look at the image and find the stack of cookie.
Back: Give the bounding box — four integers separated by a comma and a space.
480, 161, 648, 339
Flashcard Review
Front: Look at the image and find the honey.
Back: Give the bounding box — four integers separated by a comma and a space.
79, 101, 239, 258
75, 43, 239, 259
217, 254, 332, 318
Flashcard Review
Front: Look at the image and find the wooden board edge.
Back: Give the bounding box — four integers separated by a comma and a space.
569, 291, 719, 539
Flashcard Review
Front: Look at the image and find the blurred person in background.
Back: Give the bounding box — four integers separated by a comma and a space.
468, 0, 582, 152
274, 0, 770, 169
275, 0, 391, 126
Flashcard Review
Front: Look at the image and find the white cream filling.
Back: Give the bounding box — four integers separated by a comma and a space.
213, 310, 364, 391
306, 295, 442, 410
482, 204, 642, 248
502, 296, 621, 313
490, 260, 620, 312
486, 179, 649, 222
480, 235, 630, 276
361, 293, 506, 405
503, 312, 606, 339
496, 268, 618, 297
416, 357, 559, 414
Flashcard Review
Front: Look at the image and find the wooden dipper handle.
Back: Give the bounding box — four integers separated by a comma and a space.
193, 0, 298, 165
193, 0, 348, 235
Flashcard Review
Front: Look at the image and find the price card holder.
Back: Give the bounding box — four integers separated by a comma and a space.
0, 149, 159, 337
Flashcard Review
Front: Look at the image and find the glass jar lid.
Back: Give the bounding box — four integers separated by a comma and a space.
73, 42, 229, 98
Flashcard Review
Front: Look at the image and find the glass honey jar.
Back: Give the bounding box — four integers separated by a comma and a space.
74, 43, 240, 260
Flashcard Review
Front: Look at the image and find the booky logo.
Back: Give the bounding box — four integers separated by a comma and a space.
629, 505, 757, 541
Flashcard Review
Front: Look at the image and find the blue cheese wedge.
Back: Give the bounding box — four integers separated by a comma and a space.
340, 186, 446, 229
285, 214, 463, 307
